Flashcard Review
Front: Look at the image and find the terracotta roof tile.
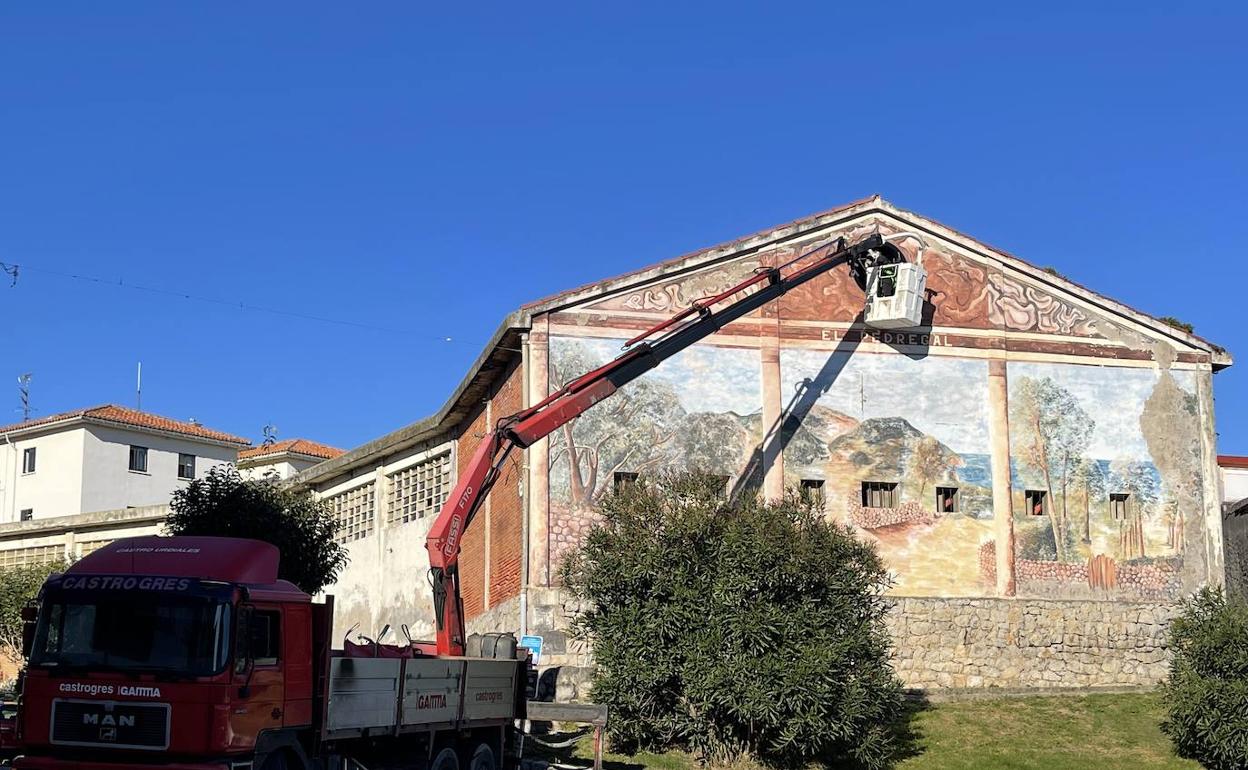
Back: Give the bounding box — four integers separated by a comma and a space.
239, 438, 345, 461
0, 404, 250, 446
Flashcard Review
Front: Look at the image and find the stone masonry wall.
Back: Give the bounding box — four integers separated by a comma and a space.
888, 597, 1175, 689
501, 590, 1178, 698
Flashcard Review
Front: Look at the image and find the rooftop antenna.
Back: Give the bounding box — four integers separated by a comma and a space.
17, 373, 32, 421
136, 362, 142, 411
262, 423, 278, 446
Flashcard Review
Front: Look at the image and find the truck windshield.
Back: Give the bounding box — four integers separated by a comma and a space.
30, 594, 232, 677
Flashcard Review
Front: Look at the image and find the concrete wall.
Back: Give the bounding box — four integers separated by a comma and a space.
79, 425, 236, 513
0, 428, 85, 523
314, 440, 456, 643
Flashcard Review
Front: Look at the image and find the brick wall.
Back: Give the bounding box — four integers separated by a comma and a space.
456, 357, 525, 621
488, 358, 524, 609
457, 402, 489, 620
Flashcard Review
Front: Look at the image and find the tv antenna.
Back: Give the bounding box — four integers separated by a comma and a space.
262, 423, 278, 446
17, 373, 32, 421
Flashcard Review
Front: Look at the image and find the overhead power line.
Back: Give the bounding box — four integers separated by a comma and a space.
0, 260, 464, 343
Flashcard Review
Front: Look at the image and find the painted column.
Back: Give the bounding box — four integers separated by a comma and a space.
987, 359, 1016, 596
527, 316, 552, 587
1195, 367, 1225, 587
760, 252, 785, 502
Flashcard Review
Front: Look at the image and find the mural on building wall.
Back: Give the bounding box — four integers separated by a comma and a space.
581, 217, 1116, 341
996, 363, 1203, 600
546, 336, 763, 568
779, 350, 996, 597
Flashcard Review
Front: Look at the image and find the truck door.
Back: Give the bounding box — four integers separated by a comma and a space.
231, 604, 286, 748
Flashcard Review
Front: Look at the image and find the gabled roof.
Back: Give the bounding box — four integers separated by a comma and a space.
0, 404, 250, 446
296, 195, 1232, 486
238, 438, 346, 462
521, 195, 1230, 363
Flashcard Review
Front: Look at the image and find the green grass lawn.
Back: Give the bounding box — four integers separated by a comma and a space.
547, 692, 1198, 770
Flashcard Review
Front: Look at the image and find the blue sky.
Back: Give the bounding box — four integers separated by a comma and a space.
2, 3, 1245, 453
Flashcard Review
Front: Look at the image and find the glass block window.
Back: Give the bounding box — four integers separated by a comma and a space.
388, 452, 452, 525
0, 544, 65, 569
77, 540, 113, 558
328, 482, 376, 543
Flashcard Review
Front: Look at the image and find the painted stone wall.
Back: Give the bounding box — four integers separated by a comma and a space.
522, 205, 1225, 691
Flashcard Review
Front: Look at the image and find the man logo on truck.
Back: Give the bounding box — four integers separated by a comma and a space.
81, 714, 136, 728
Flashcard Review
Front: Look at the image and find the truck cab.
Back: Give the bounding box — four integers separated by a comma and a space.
15, 536, 315, 770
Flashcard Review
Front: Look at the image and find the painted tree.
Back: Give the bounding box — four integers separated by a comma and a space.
548, 340, 683, 507
1108, 459, 1161, 559
1140, 372, 1202, 553
673, 412, 751, 479
1010, 376, 1094, 561
911, 435, 959, 505
1072, 459, 1108, 544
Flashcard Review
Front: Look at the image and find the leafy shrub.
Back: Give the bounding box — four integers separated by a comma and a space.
561, 472, 904, 769
168, 465, 347, 594
0, 560, 68, 665
1161, 587, 1248, 769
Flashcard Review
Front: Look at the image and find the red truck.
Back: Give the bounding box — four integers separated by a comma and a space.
12, 231, 919, 770
14, 537, 527, 770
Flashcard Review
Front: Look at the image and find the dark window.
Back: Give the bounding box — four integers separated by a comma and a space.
236, 608, 281, 671
178, 453, 196, 480
1110, 493, 1131, 521
22, 448, 36, 474
128, 446, 148, 473
861, 481, 898, 508
19, 509, 33, 522
613, 472, 639, 492
1025, 490, 1048, 516
712, 475, 731, 496
936, 486, 960, 513
800, 479, 826, 505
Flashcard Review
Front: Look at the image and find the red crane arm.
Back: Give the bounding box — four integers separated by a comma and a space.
425, 232, 895, 655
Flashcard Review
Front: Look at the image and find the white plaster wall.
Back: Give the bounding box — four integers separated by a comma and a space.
79, 425, 237, 513
313, 439, 455, 644
0, 429, 86, 523
1224, 466, 1248, 504
240, 459, 299, 481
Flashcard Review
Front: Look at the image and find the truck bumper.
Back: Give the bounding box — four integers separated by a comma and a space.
14, 757, 234, 770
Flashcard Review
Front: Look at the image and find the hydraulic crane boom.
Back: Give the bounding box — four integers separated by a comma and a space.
425, 231, 906, 655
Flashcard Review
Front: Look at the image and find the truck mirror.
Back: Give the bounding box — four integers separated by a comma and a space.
20, 603, 38, 658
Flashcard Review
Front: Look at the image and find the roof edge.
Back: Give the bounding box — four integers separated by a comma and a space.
293, 310, 527, 486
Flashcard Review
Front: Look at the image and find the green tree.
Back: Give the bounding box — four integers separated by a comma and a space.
561, 472, 904, 769
1162, 588, 1248, 769
167, 465, 347, 594
0, 560, 68, 668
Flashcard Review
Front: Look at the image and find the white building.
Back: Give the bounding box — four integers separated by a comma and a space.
1222, 455, 1248, 505
238, 439, 345, 481
0, 404, 250, 522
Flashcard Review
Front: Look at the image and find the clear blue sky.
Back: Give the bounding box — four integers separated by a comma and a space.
2, 3, 1245, 454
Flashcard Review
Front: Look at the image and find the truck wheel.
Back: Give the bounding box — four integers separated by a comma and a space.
431, 746, 459, 770
469, 743, 496, 770
261, 751, 289, 770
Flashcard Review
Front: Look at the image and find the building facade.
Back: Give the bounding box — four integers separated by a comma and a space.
0, 405, 250, 522
299, 196, 1231, 690
238, 439, 345, 481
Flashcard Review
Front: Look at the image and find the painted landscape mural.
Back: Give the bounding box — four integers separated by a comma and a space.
546, 333, 1208, 602
778, 351, 994, 597
999, 362, 1204, 600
